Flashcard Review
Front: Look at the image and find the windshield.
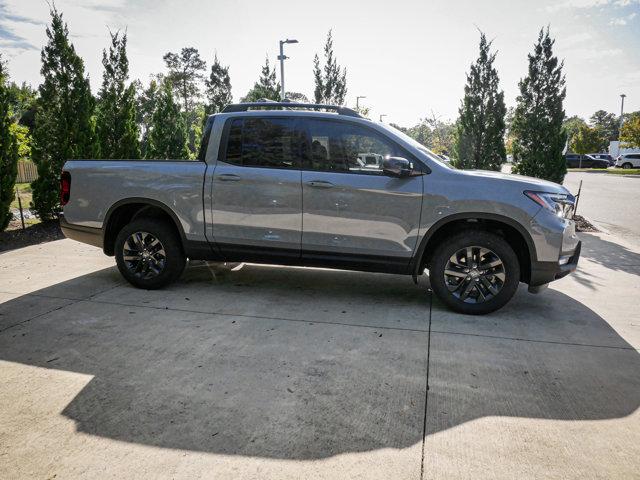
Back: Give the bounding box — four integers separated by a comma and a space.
380, 123, 455, 169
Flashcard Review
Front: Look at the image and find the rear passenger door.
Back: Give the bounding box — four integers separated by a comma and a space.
299, 118, 423, 271
210, 117, 304, 259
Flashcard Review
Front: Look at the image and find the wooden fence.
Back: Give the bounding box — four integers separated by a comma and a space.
16, 160, 38, 183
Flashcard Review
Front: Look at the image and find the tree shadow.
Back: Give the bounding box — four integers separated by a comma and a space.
0, 264, 638, 460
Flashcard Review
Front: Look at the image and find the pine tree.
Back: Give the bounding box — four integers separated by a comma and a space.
96, 30, 140, 159
0, 55, 19, 231
163, 47, 206, 112
452, 32, 506, 170
204, 54, 232, 115
135, 78, 160, 158
313, 30, 347, 105
512, 28, 567, 184
147, 80, 190, 159
31, 7, 97, 220
242, 57, 280, 102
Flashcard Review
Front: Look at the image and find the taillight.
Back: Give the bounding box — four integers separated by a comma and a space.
60, 171, 71, 206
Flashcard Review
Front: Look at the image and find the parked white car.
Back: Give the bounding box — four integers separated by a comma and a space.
615, 153, 640, 169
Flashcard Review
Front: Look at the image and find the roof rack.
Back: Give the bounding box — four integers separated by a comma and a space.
221, 99, 361, 118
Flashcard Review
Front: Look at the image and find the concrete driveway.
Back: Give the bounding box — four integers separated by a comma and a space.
563, 171, 640, 247
1, 234, 639, 479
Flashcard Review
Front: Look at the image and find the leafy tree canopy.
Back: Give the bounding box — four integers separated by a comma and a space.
241, 57, 280, 102
204, 54, 232, 115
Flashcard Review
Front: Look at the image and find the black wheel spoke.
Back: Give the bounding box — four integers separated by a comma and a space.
444, 245, 505, 304
122, 231, 166, 280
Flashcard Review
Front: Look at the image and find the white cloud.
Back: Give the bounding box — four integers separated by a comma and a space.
609, 12, 638, 24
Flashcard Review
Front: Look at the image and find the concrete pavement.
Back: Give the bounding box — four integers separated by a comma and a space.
563, 171, 640, 247
0, 234, 639, 479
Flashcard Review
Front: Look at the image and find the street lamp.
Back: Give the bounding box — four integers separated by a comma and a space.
278, 39, 298, 101
356, 96, 366, 110
379, 114, 387, 122
618, 94, 626, 158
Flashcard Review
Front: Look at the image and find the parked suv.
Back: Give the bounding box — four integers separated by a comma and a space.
60, 101, 581, 314
615, 153, 640, 169
565, 154, 609, 169
587, 153, 614, 166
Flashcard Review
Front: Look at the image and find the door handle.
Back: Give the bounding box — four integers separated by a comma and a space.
218, 174, 241, 182
306, 180, 334, 188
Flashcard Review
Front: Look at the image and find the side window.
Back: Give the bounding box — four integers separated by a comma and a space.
303, 119, 402, 174
223, 117, 301, 169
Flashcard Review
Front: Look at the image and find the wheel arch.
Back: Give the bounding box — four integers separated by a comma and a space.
102, 198, 186, 256
411, 212, 537, 283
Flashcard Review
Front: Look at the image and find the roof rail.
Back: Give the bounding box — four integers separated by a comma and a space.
221, 100, 361, 118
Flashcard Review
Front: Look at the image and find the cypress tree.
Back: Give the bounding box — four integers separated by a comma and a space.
453, 32, 506, 170
0, 55, 19, 231
512, 28, 567, 184
147, 81, 190, 159
241, 57, 280, 102
96, 30, 140, 159
204, 54, 232, 115
313, 30, 347, 105
31, 7, 97, 220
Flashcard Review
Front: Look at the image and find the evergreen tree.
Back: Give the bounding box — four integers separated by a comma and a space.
452, 32, 506, 170
31, 7, 96, 220
147, 80, 190, 159
163, 47, 206, 112
512, 28, 567, 184
96, 30, 140, 159
590, 110, 618, 142
313, 30, 347, 105
135, 78, 160, 158
0, 55, 19, 231
241, 57, 280, 102
204, 54, 232, 115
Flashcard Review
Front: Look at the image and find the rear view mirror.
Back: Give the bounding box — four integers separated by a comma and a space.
383, 157, 421, 177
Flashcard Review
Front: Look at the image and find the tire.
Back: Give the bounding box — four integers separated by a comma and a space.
622, 163, 633, 169
115, 218, 186, 289
429, 230, 520, 315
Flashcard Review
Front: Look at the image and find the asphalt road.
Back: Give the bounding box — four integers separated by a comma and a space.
563, 171, 640, 247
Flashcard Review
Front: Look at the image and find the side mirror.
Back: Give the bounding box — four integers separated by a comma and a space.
383, 157, 419, 178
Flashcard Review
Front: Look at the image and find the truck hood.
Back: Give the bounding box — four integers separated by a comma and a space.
454, 169, 570, 194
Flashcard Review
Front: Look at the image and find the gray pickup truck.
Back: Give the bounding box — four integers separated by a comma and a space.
60, 101, 580, 314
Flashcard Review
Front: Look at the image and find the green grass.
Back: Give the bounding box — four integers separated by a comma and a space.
10, 182, 33, 210
567, 168, 640, 175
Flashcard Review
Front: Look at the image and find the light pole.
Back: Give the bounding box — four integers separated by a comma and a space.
278, 39, 298, 101
379, 114, 387, 122
356, 96, 366, 110
618, 94, 626, 158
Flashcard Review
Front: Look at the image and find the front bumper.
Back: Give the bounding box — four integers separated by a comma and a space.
529, 240, 581, 287
59, 214, 104, 249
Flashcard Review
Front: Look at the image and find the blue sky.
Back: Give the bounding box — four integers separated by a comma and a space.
1, 0, 639, 126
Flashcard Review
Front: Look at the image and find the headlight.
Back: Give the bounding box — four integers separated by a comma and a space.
524, 191, 575, 219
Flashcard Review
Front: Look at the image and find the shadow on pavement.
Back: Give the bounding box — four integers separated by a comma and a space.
0, 264, 638, 460
580, 232, 640, 277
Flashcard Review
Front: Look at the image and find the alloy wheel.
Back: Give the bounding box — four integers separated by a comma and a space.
122, 231, 167, 280
444, 246, 506, 304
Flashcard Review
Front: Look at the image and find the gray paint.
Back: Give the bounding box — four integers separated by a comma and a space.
63, 109, 575, 270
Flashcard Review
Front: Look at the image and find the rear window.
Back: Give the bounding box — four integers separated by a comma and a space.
224, 117, 303, 169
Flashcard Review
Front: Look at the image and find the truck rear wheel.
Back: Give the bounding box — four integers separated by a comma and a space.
429, 230, 520, 315
115, 218, 186, 289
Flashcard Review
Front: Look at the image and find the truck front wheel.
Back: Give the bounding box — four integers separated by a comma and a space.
429, 231, 520, 315
114, 218, 186, 289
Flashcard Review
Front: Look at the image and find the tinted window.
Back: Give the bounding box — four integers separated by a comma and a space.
224, 117, 302, 169
629, 154, 640, 159
302, 119, 402, 174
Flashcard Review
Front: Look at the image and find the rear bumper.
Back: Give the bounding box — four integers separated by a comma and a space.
529, 241, 581, 287
59, 214, 103, 249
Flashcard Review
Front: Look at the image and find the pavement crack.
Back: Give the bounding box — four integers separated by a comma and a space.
420, 289, 433, 480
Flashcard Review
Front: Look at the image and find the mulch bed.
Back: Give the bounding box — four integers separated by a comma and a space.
0, 220, 64, 253
573, 214, 599, 233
